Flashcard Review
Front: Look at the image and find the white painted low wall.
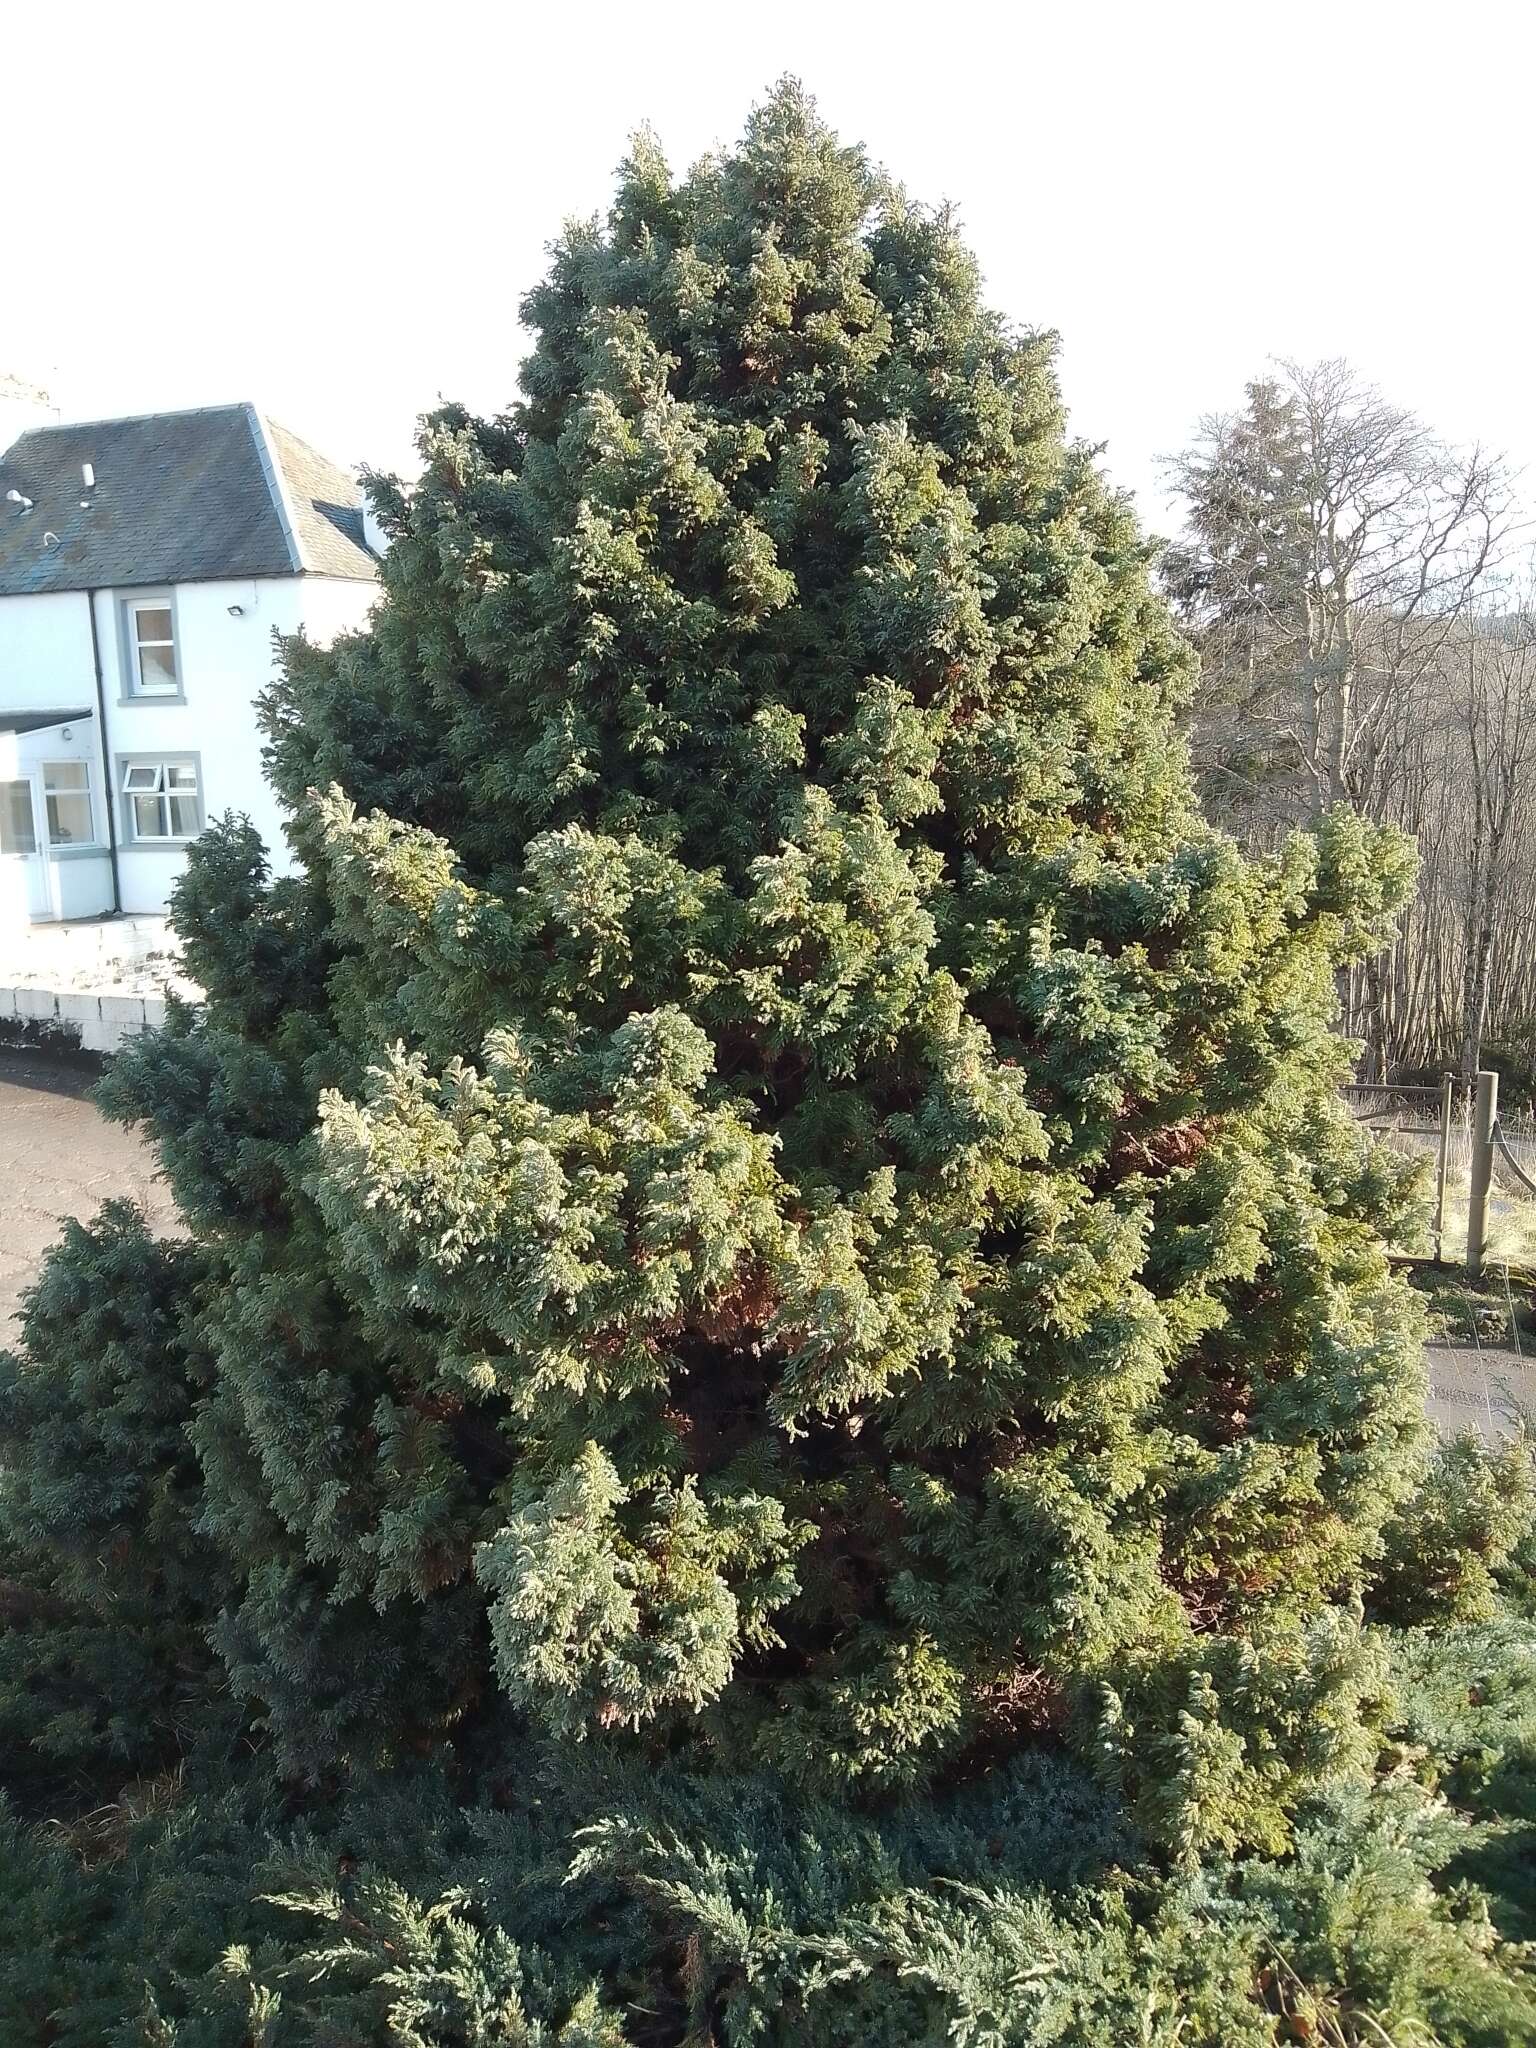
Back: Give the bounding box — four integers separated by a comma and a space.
0, 982, 171, 1053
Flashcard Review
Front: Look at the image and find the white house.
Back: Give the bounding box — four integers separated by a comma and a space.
0, 400, 378, 927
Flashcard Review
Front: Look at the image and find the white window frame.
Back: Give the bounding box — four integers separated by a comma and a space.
40, 759, 99, 850
118, 754, 203, 844
121, 593, 183, 701
0, 777, 40, 858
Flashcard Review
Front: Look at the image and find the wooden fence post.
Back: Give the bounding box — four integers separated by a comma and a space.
1466, 1068, 1499, 1277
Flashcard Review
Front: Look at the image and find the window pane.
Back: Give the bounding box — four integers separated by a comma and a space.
166, 762, 198, 790
44, 760, 87, 792
137, 641, 179, 691
134, 607, 173, 644
0, 782, 36, 855
131, 792, 166, 839
46, 792, 93, 844
169, 792, 201, 837
123, 763, 161, 792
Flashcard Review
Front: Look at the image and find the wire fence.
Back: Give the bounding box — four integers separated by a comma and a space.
1339, 1079, 1536, 1439
1339, 1079, 1536, 1267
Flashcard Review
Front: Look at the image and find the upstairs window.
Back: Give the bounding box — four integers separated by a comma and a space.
42, 760, 95, 845
128, 599, 179, 696
120, 757, 202, 842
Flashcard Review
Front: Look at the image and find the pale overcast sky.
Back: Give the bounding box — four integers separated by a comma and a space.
7, 0, 1532, 531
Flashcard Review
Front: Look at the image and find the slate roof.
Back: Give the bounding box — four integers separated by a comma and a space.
0, 709, 92, 735
0, 404, 377, 596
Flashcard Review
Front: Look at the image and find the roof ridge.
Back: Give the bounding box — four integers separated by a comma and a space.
244, 405, 305, 575
6, 401, 254, 439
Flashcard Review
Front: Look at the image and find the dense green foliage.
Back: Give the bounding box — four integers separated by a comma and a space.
2, 1619, 1534, 2044
0, 1206, 225, 1790
5, 82, 1534, 2042
1375, 1435, 1536, 1627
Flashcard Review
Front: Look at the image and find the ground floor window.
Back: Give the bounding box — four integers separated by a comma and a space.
42, 761, 95, 846
119, 756, 202, 842
0, 780, 37, 855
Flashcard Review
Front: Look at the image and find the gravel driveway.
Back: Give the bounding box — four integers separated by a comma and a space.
0, 1049, 177, 1335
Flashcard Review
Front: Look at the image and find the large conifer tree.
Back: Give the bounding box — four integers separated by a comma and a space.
13, 80, 1429, 1898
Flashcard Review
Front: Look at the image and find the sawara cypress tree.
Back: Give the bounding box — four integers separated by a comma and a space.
69, 83, 1426, 1864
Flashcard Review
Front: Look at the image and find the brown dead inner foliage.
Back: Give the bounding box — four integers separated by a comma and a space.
1107, 1117, 1210, 1182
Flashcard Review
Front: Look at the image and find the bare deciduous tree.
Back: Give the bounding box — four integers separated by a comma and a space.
1165, 358, 1513, 824
1165, 361, 1532, 1085
1454, 598, 1536, 1077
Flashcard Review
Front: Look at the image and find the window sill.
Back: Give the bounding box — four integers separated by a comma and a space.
43, 844, 108, 861
117, 694, 187, 707
122, 838, 197, 852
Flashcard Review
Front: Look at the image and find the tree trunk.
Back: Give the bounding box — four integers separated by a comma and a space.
1460, 861, 1497, 1081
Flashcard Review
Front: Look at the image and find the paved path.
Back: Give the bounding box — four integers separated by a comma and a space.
0, 1049, 176, 1335
1426, 1339, 1536, 1446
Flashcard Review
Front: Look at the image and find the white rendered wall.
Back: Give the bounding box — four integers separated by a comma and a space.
0, 591, 97, 712
50, 854, 114, 919
290, 574, 379, 648
0, 861, 27, 929
0, 572, 376, 919
95, 573, 377, 914
8, 715, 98, 782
